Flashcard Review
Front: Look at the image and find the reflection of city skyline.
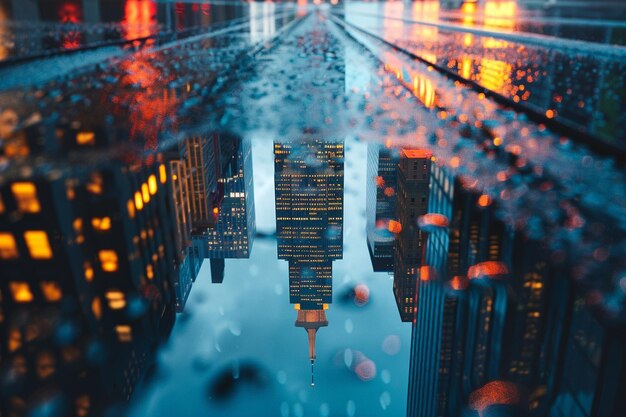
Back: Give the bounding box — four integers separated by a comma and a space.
0, 1, 625, 415
365, 138, 625, 417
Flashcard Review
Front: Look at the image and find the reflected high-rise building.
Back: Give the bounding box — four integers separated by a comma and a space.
169, 133, 255, 304
393, 149, 432, 322
204, 135, 255, 259
366, 142, 398, 272
397, 160, 626, 417
0, 121, 178, 416
274, 138, 344, 382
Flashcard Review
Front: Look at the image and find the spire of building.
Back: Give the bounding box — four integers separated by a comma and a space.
295, 309, 328, 386
308, 328, 316, 386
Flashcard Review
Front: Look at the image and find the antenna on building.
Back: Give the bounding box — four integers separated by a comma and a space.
311, 359, 315, 387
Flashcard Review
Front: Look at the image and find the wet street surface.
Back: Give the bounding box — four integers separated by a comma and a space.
1, 1, 625, 417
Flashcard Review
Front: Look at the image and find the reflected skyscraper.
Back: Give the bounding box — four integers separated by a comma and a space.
0, 121, 177, 416
169, 133, 255, 306
393, 149, 432, 322
366, 142, 398, 272
406, 175, 626, 417
274, 138, 344, 382
204, 135, 255, 259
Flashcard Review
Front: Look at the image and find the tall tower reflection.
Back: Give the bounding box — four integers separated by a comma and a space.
393, 149, 432, 322
169, 133, 255, 303
274, 138, 344, 384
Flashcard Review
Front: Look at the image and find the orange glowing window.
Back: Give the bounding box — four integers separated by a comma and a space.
36, 352, 56, 379
0, 232, 19, 259
115, 325, 132, 342
212, 207, 219, 215
11, 182, 41, 213
84, 261, 94, 282
141, 183, 150, 203
106, 291, 126, 310
127, 199, 136, 218
10, 282, 33, 303
0, 195, 4, 213
73, 218, 84, 244
134, 191, 144, 210
92, 217, 112, 232
24, 231, 53, 259
76, 132, 95, 146
92, 297, 102, 319
148, 174, 158, 195
9, 329, 22, 352
146, 264, 154, 279
159, 164, 167, 184
99, 250, 119, 272
86, 174, 103, 195
40, 281, 62, 302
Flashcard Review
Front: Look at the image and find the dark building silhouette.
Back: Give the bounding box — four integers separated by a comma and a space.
0, 122, 177, 416
393, 149, 432, 322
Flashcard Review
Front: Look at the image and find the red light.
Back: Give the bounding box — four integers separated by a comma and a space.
388, 220, 402, 234
478, 194, 492, 207
468, 261, 509, 279
354, 284, 370, 306
469, 381, 521, 412
418, 213, 449, 228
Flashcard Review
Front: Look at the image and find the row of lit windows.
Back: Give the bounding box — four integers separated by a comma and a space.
7, 281, 63, 303
0, 230, 53, 259
0, 182, 42, 214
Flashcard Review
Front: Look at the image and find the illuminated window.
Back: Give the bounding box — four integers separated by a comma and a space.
0, 195, 4, 213
115, 325, 132, 342
141, 183, 150, 203
84, 261, 94, 282
86, 173, 103, 195
134, 191, 143, 210
10, 282, 33, 303
159, 164, 167, 184
127, 199, 136, 218
0, 232, 19, 259
36, 352, 56, 379
92, 297, 102, 319
11, 182, 41, 213
92, 217, 112, 232
24, 231, 53, 259
76, 131, 95, 146
148, 174, 158, 195
146, 264, 154, 279
99, 250, 118, 272
73, 218, 84, 244
40, 281, 63, 302
105, 290, 126, 309
9, 329, 21, 352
